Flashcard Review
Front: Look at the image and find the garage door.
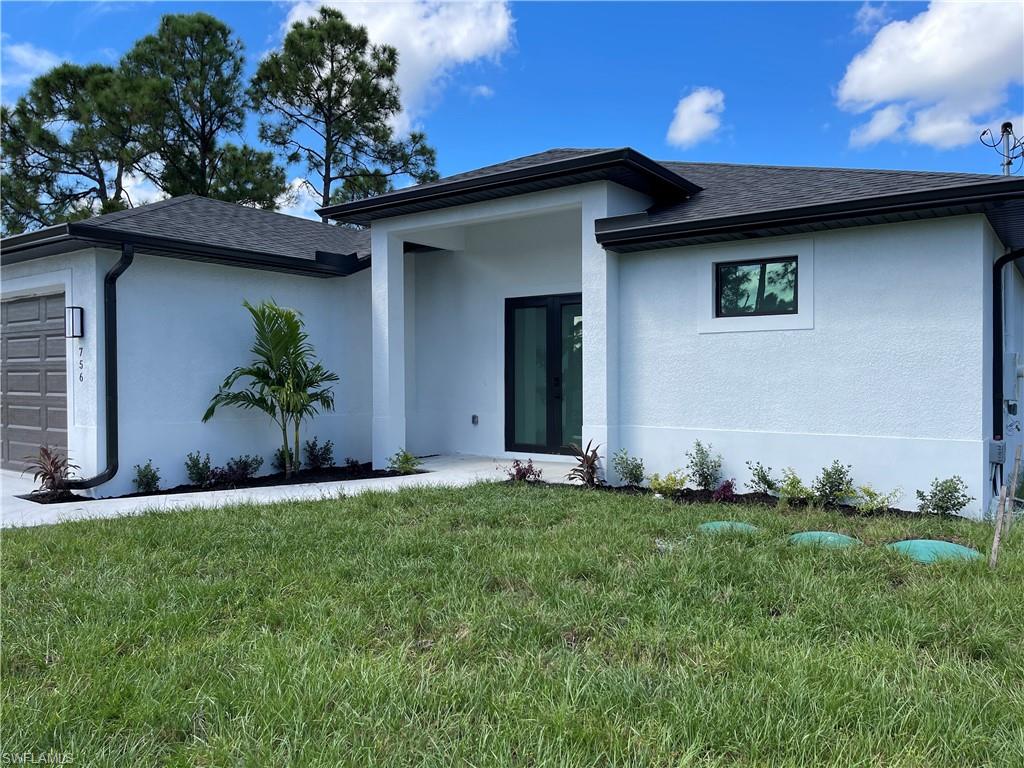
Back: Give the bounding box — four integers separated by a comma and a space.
1, 294, 68, 470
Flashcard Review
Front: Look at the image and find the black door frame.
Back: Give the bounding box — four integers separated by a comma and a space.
504, 292, 582, 454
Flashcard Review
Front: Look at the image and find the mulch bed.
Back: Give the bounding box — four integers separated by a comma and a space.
560, 481, 918, 517
18, 489, 93, 505
20, 463, 420, 505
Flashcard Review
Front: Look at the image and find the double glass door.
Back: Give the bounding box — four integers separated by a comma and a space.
505, 293, 582, 454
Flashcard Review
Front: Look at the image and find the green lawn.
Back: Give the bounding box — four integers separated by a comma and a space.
2, 483, 1022, 767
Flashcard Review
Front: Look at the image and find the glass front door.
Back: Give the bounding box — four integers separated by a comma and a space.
505, 293, 582, 454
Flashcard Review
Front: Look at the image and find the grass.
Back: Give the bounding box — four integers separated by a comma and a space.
2, 483, 1023, 767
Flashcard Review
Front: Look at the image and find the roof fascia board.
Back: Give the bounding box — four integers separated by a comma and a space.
1, 222, 72, 250
64, 223, 352, 277
2, 224, 358, 277
1, 233, 112, 265
316, 148, 701, 222
596, 178, 1024, 249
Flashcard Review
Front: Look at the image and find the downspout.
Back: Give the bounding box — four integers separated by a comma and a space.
992, 247, 1023, 443
66, 243, 134, 489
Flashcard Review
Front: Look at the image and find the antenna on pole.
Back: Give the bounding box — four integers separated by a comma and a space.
980, 121, 1024, 175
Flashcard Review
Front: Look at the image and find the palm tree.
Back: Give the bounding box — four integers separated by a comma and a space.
284, 357, 338, 472
203, 300, 338, 477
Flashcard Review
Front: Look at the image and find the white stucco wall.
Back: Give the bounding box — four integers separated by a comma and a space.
406, 208, 582, 457
106, 253, 372, 496
617, 215, 994, 516
6, 202, 1010, 515
4, 249, 372, 497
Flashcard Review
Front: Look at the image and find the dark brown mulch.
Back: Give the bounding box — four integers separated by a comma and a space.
20, 463, 421, 504
18, 489, 92, 504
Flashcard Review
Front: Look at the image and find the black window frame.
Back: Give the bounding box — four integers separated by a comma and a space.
714, 256, 799, 318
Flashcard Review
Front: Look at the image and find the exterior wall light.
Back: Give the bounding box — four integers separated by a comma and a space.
65, 306, 84, 338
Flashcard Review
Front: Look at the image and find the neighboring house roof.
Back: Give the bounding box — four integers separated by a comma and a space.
320, 147, 1024, 251
2, 195, 371, 278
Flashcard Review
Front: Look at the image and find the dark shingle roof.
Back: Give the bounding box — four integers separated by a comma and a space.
316, 148, 700, 223
648, 160, 1007, 226
74, 195, 369, 260
390, 148, 611, 192
320, 146, 1022, 246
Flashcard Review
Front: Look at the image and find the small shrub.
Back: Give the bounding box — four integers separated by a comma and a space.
917, 476, 973, 517
777, 468, 813, 505
505, 458, 543, 483
272, 446, 294, 473
133, 460, 160, 493
686, 440, 722, 491
387, 448, 422, 475
566, 440, 602, 488
304, 437, 335, 470
344, 456, 362, 471
211, 455, 264, 487
648, 470, 688, 496
184, 451, 213, 488
812, 460, 855, 507
611, 449, 645, 487
745, 461, 778, 494
24, 446, 80, 492
855, 484, 902, 514
713, 479, 737, 502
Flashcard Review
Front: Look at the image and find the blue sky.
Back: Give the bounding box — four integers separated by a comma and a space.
2, 1, 1022, 217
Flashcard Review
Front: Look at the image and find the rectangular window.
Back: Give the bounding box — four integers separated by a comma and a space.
715, 256, 798, 318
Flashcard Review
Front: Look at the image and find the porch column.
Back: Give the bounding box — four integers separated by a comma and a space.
371, 229, 406, 468
581, 195, 619, 481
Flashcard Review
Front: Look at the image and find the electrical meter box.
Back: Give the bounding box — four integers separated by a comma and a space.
990, 441, 1006, 465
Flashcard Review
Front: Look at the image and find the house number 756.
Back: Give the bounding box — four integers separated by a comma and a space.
78, 346, 85, 382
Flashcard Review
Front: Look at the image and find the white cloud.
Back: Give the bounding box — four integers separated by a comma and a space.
121, 172, 166, 208
854, 2, 890, 35
849, 103, 907, 147
283, 1, 514, 133
1, 36, 63, 93
666, 87, 725, 149
837, 1, 1024, 149
276, 178, 322, 221
467, 84, 495, 99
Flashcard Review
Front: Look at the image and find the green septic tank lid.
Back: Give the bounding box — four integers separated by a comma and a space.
886, 539, 982, 564
788, 531, 861, 549
698, 521, 759, 534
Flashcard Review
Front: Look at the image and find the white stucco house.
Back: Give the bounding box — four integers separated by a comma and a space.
2, 147, 1023, 517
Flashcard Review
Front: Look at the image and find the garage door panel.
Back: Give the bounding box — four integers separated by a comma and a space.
6, 337, 42, 361
4, 298, 43, 324
7, 371, 42, 394
44, 335, 67, 359
9, 439, 46, 463
46, 405, 67, 432
45, 370, 67, 394
45, 295, 65, 320
2, 293, 68, 470
7, 404, 42, 428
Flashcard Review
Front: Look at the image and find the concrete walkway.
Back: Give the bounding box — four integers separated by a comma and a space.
1, 455, 573, 529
